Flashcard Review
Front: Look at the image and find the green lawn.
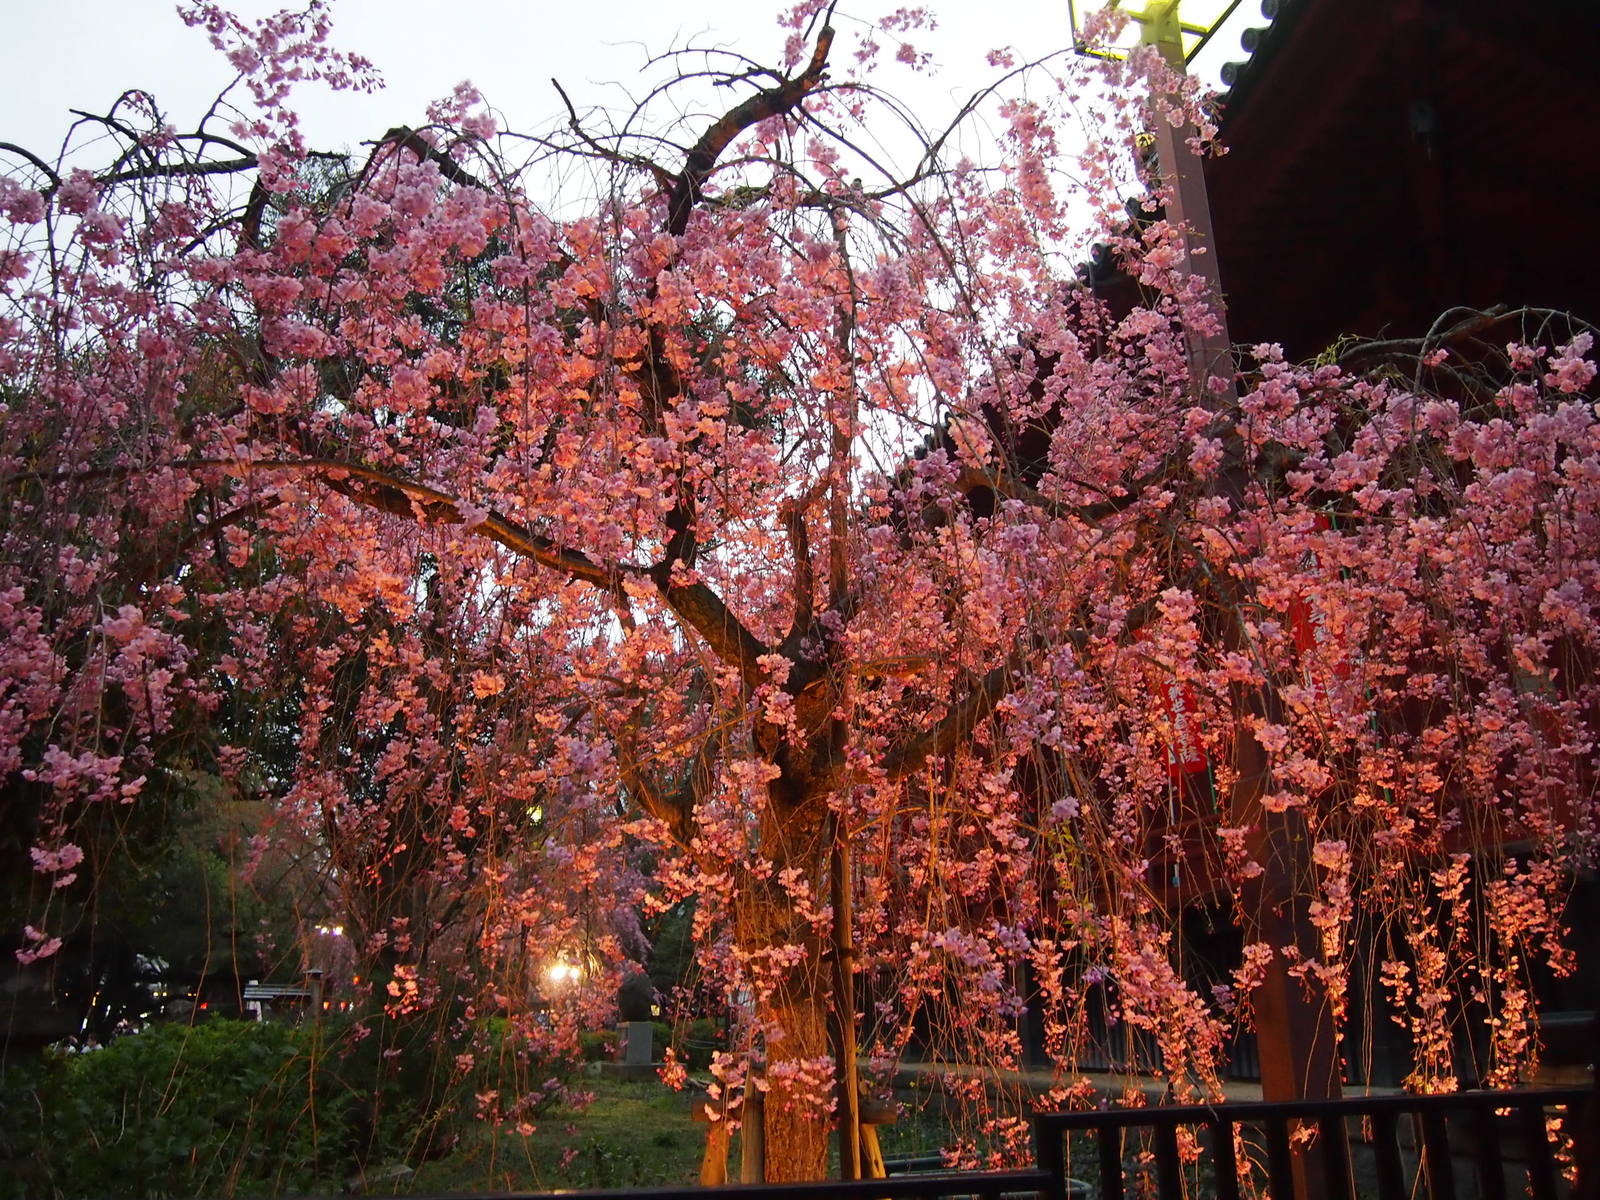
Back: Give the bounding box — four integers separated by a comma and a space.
403, 1071, 972, 1194
407, 1074, 708, 1193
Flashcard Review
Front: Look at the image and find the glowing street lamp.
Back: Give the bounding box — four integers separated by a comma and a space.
1067, 0, 1243, 389
543, 959, 582, 988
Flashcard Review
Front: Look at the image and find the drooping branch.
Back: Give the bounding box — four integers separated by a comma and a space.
614, 713, 697, 853
0, 143, 61, 192
167, 494, 284, 576
953, 462, 1164, 525
870, 604, 1131, 787
550, 78, 678, 193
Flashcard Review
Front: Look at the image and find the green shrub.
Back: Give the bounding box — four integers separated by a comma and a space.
0, 1007, 588, 1198
0, 1051, 66, 1200
677, 1016, 724, 1070
580, 1028, 618, 1061
1, 1020, 332, 1199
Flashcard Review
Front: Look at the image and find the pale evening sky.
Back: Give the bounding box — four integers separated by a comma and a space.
1, 1, 1258, 170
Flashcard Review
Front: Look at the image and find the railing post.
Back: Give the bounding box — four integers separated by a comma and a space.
1031, 1114, 1066, 1200
1208, 1117, 1243, 1200
1264, 1115, 1297, 1200
1315, 1114, 1353, 1200
1419, 1107, 1457, 1200
1368, 1109, 1407, 1200
1467, 1099, 1506, 1200
1152, 1122, 1182, 1200
1097, 1127, 1124, 1200
1520, 1099, 1559, 1200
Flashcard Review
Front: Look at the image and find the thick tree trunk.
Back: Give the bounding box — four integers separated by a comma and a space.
738, 803, 836, 1182
757, 980, 832, 1181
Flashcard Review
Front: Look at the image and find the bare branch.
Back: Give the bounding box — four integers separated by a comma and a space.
1333, 305, 1509, 374
97, 156, 259, 187
659, 579, 773, 695
239, 179, 269, 252
176, 129, 256, 159
665, 22, 835, 236
0, 143, 61, 191
295, 459, 625, 587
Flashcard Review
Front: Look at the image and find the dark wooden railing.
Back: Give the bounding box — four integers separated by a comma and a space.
349, 1085, 1590, 1200
1034, 1086, 1590, 1200
388, 1172, 1054, 1200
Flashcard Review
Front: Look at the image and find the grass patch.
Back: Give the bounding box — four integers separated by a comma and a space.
406, 1072, 1017, 1193
409, 1073, 707, 1193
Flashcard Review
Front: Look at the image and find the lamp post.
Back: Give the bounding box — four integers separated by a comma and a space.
1068, 1, 1240, 393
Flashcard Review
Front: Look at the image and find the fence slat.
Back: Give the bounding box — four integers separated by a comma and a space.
1264, 1116, 1296, 1200
1369, 1109, 1407, 1200
1097, 1126, 1123, 1200
1152, 1122, 1182, 1200
1208, 1118, 1242, 1200
1420, 1108, 1456, 1200
1029, 1089, 1579, 1200
1520, 1100, 1560, 1200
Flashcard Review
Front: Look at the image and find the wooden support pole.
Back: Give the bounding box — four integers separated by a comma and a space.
691, 1100, 731, 1186
831, 833, 863, 1180
741, 1089, 765, 1183
857, 1094, 897, 1180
